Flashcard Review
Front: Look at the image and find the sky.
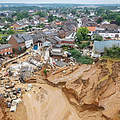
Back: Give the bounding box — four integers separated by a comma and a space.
0, 0, 120, 4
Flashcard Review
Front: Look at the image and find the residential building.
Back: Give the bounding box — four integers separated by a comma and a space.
51, 48, 63, 56
95, 24, 120, 40
0, 44, 13, 55
12, 22, 28, 30
60, 38, 75, 47
87, 26, 96, 36
8, 33, 33, 50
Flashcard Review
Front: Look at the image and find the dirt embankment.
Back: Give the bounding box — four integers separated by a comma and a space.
60, 60, 120, 120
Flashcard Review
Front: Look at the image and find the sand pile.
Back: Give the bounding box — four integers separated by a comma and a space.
22, 84, 80, 120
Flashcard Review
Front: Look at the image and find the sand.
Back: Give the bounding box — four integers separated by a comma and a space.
22, 84, 80, 120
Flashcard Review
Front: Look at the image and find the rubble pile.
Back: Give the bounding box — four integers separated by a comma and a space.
0, 48, 75, 115
0, 75, 22, 112
0, 97, 15, 120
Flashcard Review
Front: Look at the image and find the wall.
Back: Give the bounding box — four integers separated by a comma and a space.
25, 39, 33, 48
8, 36, 25, 50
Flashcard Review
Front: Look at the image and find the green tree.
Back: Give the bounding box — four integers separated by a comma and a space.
76, 27, 89, 42
58, 17, 66, 21
48, 15, 55, 22
70, 49, 81, 58
96, 8, 105, 16
37, 23, 45, 28
69, 48, 93, 64
78, 42, 90, 49
96, 17, 103, 24
93, 35, 103, 41
0, 37, 7, 44
36, 11, 46, 17
71, 9, 76, 15
116, 15, 120, 26
104, 46, 120, 58
6, 17, 14, 23
85, 9, 90, 15
7, 29, 15, 35
17, 11, 29, 20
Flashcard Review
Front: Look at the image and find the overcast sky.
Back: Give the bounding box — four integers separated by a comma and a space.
0, 0, 119, 4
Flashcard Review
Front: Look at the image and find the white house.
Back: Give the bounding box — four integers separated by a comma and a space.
25, 39, 33, 48
98, 33, 120, 40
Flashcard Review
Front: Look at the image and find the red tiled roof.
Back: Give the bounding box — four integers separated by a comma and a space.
87, 27, 96, 32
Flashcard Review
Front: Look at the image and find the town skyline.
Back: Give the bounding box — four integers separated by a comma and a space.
0, 0, 120, 4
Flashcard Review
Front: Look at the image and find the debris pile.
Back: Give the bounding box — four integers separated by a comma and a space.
0, 47, 75, 115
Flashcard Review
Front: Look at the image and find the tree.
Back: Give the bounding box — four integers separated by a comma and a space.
28, 16, 33, 20
85, 9, 90, 15
78, 41, 90, 49
70, 49, 81, 58
97, 17, 103, 24
96, 8, 105, 16
102, 14, 108, 20
16, 11, 29, 20
7, 29, 15, 35
69, 48, 93, 64
37, 23, 45, 28
104, 46, 120, 58
5, 17, 14, 23
116, 15, 120, 26
93, 35, 103, 41
58, 17, 66, 21
0, 37, 8, 44
71, 9, 76, 15
48, 15, 55, 22
36, 11, 46, 17
76, 27, 89, 42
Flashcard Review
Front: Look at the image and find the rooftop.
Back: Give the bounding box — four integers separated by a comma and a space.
0, 44, 12, 50
87, 27, 96, 32
94, 40, 120, 53
13, 33, 33, 44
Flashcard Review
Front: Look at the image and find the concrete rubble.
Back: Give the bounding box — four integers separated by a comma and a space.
0, 46, 75, 115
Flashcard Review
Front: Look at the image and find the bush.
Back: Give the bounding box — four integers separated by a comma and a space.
69, 48, 93, 64
104, 46, 120, 58
77, 41, 90, 49
76, 56, 93, 64
0, 37, 7, 44
43, 69, 47, 76
93, 35, 103, 41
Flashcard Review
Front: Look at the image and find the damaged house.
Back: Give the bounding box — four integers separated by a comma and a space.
0, 44, 13, 55
8, 33, 33, 50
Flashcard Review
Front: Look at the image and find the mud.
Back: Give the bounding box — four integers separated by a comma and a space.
1, 60, 120, 120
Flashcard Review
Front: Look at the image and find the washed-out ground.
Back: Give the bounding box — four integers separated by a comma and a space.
1, 59, 120, 120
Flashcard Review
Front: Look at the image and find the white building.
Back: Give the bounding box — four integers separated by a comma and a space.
25, 39, 33, 48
